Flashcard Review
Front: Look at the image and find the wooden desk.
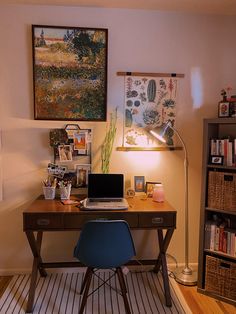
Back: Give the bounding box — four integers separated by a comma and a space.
23, 196, 176, 313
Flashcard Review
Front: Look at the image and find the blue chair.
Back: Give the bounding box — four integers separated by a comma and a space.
74, 220, 136, 314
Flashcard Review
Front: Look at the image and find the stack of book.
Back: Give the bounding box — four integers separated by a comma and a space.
205, 218, 236, 257
210, 138, 236, 166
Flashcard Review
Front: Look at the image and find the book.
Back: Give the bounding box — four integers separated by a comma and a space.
226, 230, 231, 254
216, 139, 220, 155
222, 231, 227, 253
214, 226, 220, 251
219, 139, 225, 156
235, 234, 236, 257
234, 139, 236, 166
223, 138, 229, 166
210, 139, 217, 156
204, 222, 212, 249
230, 231, 235, 256
219, 222, 226, 252
210, 224, 216, 250
227, 141, 233, 166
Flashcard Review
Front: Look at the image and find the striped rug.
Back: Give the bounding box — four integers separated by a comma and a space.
0, 270, 191, 313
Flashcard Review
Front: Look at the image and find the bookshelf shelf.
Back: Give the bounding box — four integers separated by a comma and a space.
207, 164, 236, 171
197, 118, 236, 305
205, 207, 236, 216
204, 249, 236, 261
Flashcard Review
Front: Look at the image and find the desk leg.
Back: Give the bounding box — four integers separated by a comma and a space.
153, 228, 174, 307
25, 231, 47, 313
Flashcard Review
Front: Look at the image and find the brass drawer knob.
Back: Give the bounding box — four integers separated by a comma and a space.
152, 217, 163, 224
37, 219, 50, 226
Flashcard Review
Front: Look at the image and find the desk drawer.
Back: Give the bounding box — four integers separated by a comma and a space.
23, 213, 64, 230
138, 213, 176, 228
64, 213, 138, 229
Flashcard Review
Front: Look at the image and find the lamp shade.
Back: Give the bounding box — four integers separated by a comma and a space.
149, 121, 172, 144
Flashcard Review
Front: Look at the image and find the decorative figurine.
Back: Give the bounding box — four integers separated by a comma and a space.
221, 89, 227, 101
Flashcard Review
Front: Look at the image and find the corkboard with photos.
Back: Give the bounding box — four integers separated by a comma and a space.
49, 124, 92, 189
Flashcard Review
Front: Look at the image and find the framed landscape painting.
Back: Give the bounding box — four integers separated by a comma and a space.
32, 25, 108, 121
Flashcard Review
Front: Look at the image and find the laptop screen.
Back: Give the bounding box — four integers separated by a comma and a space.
88, 174, 124, 198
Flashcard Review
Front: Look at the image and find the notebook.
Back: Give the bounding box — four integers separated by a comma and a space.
82, 173, 129, 210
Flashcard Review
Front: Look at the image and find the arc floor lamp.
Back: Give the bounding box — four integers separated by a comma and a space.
150, 121, 197, 286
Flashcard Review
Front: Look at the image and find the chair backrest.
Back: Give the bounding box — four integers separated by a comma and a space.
74, 220, 136, 269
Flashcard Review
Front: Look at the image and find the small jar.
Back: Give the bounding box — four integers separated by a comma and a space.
152, 183, 165, 202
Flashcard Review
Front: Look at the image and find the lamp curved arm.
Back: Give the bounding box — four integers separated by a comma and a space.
169, 126, 188, 163
167, 123, 190, 271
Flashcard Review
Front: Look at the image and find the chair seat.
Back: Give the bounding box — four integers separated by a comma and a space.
74, 220, 136, 314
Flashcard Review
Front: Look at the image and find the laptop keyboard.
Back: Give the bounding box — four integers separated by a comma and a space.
82, 197, 129, 210
89, 198, 123, 202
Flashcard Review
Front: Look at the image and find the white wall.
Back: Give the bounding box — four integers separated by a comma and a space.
0, 4, 236, 273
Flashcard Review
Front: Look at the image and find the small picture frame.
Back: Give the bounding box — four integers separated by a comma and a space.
145, 181, 160, 197
58, 145, 73, 162
218, 102, 230, 117
74, 130, 88, 154
229, 101, 236, 117
75, 164, 91, 187
210, 155, 224, 165
134, 176, 145, 192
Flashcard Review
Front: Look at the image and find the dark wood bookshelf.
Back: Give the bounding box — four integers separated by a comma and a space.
198, 118, 236, 306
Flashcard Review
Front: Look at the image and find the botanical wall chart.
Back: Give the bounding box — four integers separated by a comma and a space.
32, 25, 108, 121
123, 75, 179, 147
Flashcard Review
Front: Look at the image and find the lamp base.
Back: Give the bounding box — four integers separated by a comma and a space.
174, 266, 197, 286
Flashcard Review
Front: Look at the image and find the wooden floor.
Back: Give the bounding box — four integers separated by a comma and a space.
0, 276, 12, 298
177, 283, 236, 314
1, 276, 236, 313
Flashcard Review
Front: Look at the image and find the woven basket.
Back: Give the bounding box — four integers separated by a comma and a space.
205, 255, 236, 300
208, 171, 236, 211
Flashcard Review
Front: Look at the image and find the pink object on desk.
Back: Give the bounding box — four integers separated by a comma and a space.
152, 183, 165, 202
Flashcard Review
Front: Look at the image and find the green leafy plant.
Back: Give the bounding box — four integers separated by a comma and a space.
101, 108, 117, 173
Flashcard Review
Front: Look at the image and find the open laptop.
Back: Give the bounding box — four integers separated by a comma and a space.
82, 173, 129, 210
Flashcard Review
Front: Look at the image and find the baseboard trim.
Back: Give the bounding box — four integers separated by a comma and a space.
0, 262, 198, 276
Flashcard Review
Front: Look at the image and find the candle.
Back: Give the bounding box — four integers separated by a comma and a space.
152, 183, 165, 202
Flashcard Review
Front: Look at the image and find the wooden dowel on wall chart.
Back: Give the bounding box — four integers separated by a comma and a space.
116, 71, 185, 78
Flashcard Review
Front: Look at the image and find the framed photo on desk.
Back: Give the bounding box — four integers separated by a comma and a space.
146, 181, 159, 197
134, 176, 145, 192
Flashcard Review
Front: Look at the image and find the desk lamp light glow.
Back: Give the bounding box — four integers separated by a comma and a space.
150, 121, 197, 286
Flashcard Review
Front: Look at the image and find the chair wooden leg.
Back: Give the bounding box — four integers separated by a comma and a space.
80, 267, 91, 294
79, 267, 93, 314
116, 267, 127, 293
117, 267, 131, 314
